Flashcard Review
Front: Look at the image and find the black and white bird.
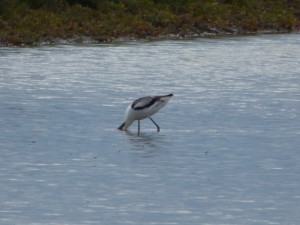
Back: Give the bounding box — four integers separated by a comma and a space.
118, 94, 173, 134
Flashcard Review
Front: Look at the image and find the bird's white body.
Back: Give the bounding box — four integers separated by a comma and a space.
118, 94, 173, 132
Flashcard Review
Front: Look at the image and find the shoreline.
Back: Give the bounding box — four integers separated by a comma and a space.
1, 1, 299, 47
1, 28, 298, 47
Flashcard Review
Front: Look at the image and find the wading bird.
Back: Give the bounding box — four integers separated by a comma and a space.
118, 94, 173, 134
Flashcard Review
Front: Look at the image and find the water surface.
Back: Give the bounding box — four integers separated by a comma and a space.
0, 34, 300, 225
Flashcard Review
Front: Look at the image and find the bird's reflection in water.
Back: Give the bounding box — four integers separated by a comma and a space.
122, 130, 169, 158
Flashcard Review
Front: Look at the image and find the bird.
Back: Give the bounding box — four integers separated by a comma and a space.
118, 94, 173, 134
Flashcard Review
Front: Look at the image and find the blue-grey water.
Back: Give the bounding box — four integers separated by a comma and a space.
0, 34, 299, 225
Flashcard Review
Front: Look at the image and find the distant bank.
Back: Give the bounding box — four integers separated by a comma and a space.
0, 0, 299, 46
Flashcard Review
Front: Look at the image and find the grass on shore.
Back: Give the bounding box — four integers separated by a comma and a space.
0, 0, 299, 46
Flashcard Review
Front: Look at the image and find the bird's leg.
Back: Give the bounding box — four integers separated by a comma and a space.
138, 120, 140, 135
149, 117, 160, 132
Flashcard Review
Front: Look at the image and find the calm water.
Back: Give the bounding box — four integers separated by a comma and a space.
0, 34, 299, 225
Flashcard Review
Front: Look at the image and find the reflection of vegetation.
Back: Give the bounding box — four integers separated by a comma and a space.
0, 0, 299, 45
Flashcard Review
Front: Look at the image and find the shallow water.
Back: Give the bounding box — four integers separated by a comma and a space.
0, 34, 300, 225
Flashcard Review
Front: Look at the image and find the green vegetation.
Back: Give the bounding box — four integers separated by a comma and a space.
0, 0, 299, 46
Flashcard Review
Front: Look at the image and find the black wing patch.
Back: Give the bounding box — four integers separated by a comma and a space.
132, 96, 158, 110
